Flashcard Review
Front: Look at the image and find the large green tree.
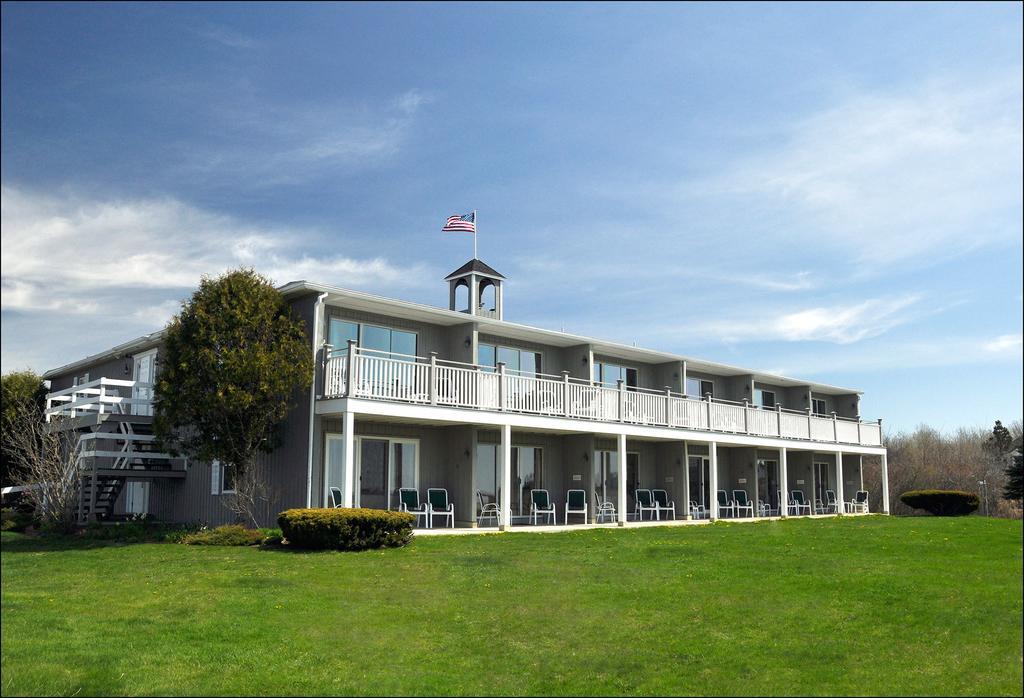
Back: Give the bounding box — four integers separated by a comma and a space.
154, 269, 314, 480
1, 370, 48, 487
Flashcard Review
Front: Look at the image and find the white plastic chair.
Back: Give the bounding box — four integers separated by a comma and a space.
329, 487, 344, 508
476, 490, 500, 527
594, 489, 617, 523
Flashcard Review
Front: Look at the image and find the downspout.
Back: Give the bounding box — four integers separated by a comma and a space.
305, 292, 329, 507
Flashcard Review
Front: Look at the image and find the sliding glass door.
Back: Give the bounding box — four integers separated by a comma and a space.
356, 438, 419, 510
688, 456, 710, 508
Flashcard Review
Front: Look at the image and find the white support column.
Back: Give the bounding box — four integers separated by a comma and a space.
500, 423, 512, 530
859, 455, 864, 490
881, 452, 890, 514
617, 433, 628, 525
342, 410, 355, 507
835, 451, 845, 515
709, 441, 719, 520
779, 448, 789, 517
682, 442, 691, 519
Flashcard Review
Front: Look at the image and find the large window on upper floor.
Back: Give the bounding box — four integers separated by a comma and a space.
478, 343, 541, 376
754, 388, 776, 408
329, 318, 417, 358
594, 362, 638, 388
812, 397, 828, 416
686, 377, 714, 398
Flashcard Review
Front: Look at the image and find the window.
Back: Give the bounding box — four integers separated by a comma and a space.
211, 460, 235, 495
686, 377, 714, 398
755, 388, 776, 408
478, 343, 542, 376
328, 318, 417, 358
812, 398, 827, 416
594, 362, 638, 388
473, 444, 543, 518
73, 373, 90, 387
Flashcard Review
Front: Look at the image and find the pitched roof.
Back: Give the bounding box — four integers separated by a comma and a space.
444, 258, 506, 281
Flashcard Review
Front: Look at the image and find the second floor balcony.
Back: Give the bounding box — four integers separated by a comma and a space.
322, 345, 884, 448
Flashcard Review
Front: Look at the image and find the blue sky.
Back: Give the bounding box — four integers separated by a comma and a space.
1, 2, 1021, 433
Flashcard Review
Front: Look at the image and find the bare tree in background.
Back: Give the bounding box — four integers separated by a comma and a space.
863, 420, 1023, 518
223, 464, 278, 529
4, 400, 81, 532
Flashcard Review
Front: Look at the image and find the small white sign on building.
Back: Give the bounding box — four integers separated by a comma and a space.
738, 478, 747, 484
796, 479, 805, 485
665, 476, 674, 483
572, 474, 582, 481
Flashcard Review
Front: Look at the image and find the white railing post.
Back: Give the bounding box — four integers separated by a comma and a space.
97, 380, 106, 415
498, 362, 507, 411
776, 404, 783, 436
877, 418, 884, 445
857, 419, 862, 445
742, 399, 749, 433
345, 340, 358, 397
429, 353, 438, 405
617, 379, 625, 423
322, 343, 333, 396
562, 371, 570, 418
706, 394, 713, 430
832, 412, 838, 442
807, 407, 813, 439
664, 387, 672, 427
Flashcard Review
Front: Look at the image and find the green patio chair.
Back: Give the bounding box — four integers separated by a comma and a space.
564, 489, 588, 524
652, 489, 676, 520
635, 489, 659, 521
399, 487, 430, 528
732, 489, 754, 517
716, 490, 735, 518
427, 487, 454, 528
531, 489, 556, 525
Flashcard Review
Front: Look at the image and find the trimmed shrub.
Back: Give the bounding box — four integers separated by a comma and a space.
179, 524, 267, 546
278, 508, 415, 551
900, 490, 980, 516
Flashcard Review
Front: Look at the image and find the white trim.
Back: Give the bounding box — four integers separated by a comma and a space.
220, 462, 236, 495
306, 292, 328, 507
211, 459, 221, 495
322, 397, 887, 456
323, 432, 345, 507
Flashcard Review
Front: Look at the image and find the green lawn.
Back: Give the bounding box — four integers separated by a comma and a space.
2, 516, 1021, 697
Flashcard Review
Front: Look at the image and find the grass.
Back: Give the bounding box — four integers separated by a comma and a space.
1, 516, 1021, 696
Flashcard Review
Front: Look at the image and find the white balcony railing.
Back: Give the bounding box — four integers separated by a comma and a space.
322, 345, 884, 447
45, 378, 152, 421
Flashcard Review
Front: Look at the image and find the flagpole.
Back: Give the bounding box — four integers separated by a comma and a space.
473, 209, 478, 259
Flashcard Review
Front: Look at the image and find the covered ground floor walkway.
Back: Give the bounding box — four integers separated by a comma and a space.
311, 397, 889, 529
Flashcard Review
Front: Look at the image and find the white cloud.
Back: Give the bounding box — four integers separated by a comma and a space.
690, 74, 1023, 269
178, 90, 431, 184
0, 185, 434, 370
985, 333, 1023, 354
768, 332, 1024, 376
695, 294, 924, 344
191, 24, 257, 49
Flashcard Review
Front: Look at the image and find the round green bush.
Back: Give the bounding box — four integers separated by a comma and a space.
278, 508, 415, 551
899, 489, 980, 516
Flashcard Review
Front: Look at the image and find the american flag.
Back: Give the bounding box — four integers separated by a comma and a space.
442, 211, 476, 233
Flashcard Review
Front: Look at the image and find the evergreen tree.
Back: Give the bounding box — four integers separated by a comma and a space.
1003, 445, 1023, 503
